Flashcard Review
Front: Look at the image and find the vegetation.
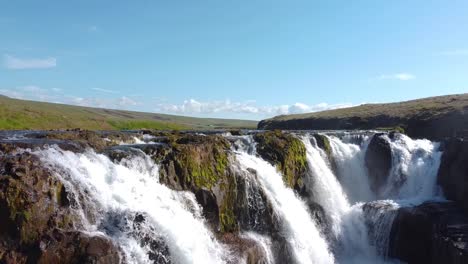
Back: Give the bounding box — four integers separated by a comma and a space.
265, 93, 468, 122
254, 130, 308, 190
0, 96, 257, 130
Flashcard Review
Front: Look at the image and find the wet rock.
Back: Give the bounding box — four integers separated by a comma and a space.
0, 150, 118, 264
389, 201, 468, 264
365, 133, 392, 195
37, 230, 120, 264
254, 130, 308, 192
437, 138, 468, 212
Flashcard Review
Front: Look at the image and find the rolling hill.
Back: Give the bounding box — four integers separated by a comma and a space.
0, 95, 257, 130
258, 93, 468, 140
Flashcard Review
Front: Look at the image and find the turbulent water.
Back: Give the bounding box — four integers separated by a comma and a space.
35, 147, 228, 264
31, 131, 443, 264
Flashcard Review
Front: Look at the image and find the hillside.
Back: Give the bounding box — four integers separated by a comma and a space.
0, 96, 257, 130
258, 93, 468, 140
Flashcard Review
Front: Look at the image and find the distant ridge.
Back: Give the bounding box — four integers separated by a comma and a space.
0, 96, 257, 130
258, 93, 468, 140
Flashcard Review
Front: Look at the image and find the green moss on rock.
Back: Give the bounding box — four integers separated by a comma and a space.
313, 134, 332, 158
254, 130, 308, 190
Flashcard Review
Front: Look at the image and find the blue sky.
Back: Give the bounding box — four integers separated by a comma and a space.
1, 0, 467, 120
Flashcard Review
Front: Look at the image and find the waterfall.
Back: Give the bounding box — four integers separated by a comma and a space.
233, 149, 335, 264
301, 136, 381, 263
301, 132, 443, 264
34, 146, 229, 264
380, 133, 443, 204
25, 130, 443, 264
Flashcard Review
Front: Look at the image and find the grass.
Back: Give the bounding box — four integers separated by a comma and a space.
264, 93, 468, 122
0, 96, 258, 130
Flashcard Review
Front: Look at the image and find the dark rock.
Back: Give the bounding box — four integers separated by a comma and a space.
389, 201, 468, 264
365, 133, 392, 195
437, 138, 468, 212
254, 130, 308, 192
37, 231, 120, 264
0, 150, 119, 264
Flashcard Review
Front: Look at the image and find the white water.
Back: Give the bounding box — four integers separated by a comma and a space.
27, 131, 442, 264
234, 151, 335, 264
301, 133, 443, 264
240, 232, 275, 264
302, 136, 381, 263
381, 134, 443, 204
35, 146, 228, 264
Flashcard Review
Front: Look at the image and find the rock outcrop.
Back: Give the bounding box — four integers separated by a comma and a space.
0, 145, 120, 263
365, 133, 392, 195
253, 130, 308, 192
437, 138, 468, 212
389, 201, 468, 264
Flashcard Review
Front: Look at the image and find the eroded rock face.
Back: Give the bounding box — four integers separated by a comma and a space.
365, 133, 392, 195
0, 149, 120, 263
254, 130, 308, 192
437, 138, 468, 212
389, 202, 468, 264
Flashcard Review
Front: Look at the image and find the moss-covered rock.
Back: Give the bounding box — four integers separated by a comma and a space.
0, 151, 119, 263
254, 130, 308, 191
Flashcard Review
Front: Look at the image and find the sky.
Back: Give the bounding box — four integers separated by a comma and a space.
1, 0, 468, 120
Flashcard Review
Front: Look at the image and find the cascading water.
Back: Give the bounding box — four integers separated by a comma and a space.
233, 147, 335, 264
35, 146, 229, 264
301, 136, 381, 264
301, 132, 443, 264
23, 130, 443, 264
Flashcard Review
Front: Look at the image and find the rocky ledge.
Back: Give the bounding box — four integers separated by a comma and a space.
389, 201, 468, 264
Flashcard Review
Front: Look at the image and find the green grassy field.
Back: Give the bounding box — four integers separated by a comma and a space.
0, 96, 257, 130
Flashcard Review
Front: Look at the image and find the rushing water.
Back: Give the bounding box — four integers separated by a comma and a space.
35, 146, 228, 264
300, 132, 443, 264
28, 131, 443, 264
234, 151, 335, 264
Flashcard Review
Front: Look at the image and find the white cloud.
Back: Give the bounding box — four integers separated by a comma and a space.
0, 86, 140, 110
88, 25, 98, 32
91, 87, 119, 94
154, 99, 354, 117
3, 54, 57, 69
119, 96, 137, 106
377, 73, 415, 81
437, 49, 468, 56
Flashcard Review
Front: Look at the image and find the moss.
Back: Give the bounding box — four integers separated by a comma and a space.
313, 134, 332, 158
254, 131, 308, 190
218, 171, 238, 233
171, 135, 230, 190
375, 126, 406, 134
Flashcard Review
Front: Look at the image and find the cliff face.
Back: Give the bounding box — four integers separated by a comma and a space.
389, 202, 468, 264
258, 93, 468, 141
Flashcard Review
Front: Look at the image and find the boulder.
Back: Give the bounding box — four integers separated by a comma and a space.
365, 133, 392, 195
437, 138, 468, 212
389, 201, 468, 264
254, 130, 308, 192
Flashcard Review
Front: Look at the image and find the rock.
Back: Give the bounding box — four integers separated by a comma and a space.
0, 150, 119, 264
389, 201, 468, 264
254, 130, 308, 192
37, 231, 120, 264
437, 138, 468, 212
365, 133, 392, 195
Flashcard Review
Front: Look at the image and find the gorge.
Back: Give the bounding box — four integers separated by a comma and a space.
0, 129, 466, 264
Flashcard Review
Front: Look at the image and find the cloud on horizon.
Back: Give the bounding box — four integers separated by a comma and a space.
0, 87, 355, 119
3, 54, 57, 70
377, 73, 415, 81
154, 99, 354, 117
